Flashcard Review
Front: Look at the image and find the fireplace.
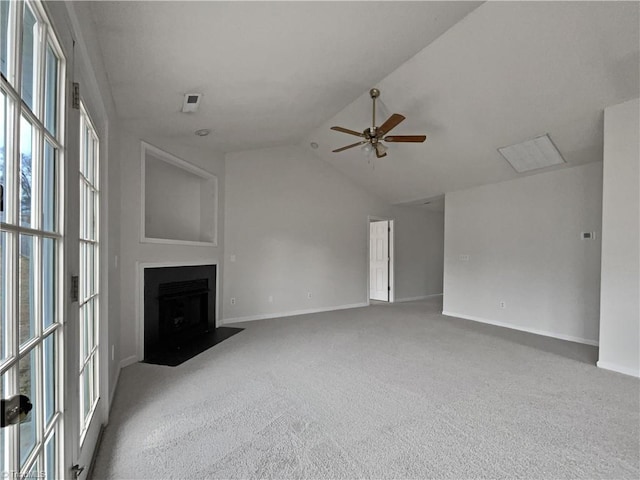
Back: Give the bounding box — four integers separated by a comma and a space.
143, 264, 242, 366
143, 265, 213, 359
158, 278, 210, 346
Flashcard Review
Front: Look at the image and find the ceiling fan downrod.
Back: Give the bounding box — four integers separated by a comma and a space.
370, 88, 380, 134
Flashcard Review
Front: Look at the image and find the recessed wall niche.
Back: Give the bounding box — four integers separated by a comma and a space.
141, 142, 218, 245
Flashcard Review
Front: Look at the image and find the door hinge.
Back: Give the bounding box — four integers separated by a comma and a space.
71, 464, 85, 479
388, 286, 391, 291
72, 82, 80, 109
71, 275, 79, 302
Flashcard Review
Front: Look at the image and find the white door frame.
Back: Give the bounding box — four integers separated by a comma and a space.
367, 216, 395, 304
135, 260, 220, 362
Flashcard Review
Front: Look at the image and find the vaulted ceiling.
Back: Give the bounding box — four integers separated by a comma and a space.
89, 1, 639, 205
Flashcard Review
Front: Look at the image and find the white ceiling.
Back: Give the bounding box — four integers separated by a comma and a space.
89, 1, 639, 205
89, 1, 481, 151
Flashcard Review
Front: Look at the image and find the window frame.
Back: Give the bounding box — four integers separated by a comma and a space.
0, 0, 67, 478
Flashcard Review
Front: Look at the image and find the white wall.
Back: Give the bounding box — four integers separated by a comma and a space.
598, 98, 640, 377
118, 132, 225, 363
223, 145, 443, 322
443, 162, 603, 345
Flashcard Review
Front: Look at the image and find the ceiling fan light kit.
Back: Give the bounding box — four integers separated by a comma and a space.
331, 88, 426, 158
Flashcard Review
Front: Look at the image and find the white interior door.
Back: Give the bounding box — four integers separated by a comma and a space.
370, 221, 389, 301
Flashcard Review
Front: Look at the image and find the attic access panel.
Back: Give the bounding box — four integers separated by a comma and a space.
498, 134, 566, 173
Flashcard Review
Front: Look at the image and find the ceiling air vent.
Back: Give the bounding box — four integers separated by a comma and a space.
498, 134, 565, 173
182, 93, 202, 113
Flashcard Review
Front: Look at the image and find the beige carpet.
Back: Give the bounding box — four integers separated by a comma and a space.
92, 298, 639, 479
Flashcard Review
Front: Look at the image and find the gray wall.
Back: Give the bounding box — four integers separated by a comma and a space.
443, 162, 603, 345
598, 98, 640, 377
144, 155, 204, 242
223, 145, 444, 322
394, 209, 444, 300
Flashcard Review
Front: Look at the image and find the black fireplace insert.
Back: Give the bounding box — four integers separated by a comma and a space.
143, 264, 242, 366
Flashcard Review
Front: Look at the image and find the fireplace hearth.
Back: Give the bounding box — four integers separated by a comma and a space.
143, 264, 242, 366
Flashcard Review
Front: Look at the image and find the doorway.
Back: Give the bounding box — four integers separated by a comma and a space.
369, 218, 394, 302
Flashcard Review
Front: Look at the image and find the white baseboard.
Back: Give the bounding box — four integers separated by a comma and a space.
222, 302, 368, 325
119, 355, 138, 369
395, 293, 443, 303
109, 366, 121, 409
596, 360, 640, 378
441, 311, 599, 347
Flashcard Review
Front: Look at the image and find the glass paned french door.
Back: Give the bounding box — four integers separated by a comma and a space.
78, 103, 99, 442
0, 1, 65, 479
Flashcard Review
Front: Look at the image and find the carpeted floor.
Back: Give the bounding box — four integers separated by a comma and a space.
91, 298, 639, 479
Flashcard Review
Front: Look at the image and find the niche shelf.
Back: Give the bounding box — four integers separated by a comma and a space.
141, 142, 218, 246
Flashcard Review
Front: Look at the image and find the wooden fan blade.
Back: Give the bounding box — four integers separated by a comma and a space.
375, 144, 387, 158
384, 135, 427, 143
332, 141, 367, 153
377, 114, 405, 136
331, 126, 364, 137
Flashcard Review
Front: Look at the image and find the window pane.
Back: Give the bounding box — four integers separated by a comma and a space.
88, 355, 94, 409
82, 125, 89, 178
44, 431, 56, 480
0, 0, 9, 78
89, 189, 94, 240
19, 234, 35, 345
43, 333, 55, 426
81, 182, 87, 239
43, 237, 55, 329
84, 301, 93, 359
0, 90, 6, 224
20, 116, 34, 228
21, 4, 37, 111
88, 244, 94, 296
44, 45, 58, 135
0, 231, 6, 361
80, 366, 90, 425
92, 136, 99, 185
80, 303, 87, 361
93, 350, 99, 403
19, 347, 37, 467
42, 142, 55, 231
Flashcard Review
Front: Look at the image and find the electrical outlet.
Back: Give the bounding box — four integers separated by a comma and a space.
459, 254, 470, 262
499, 301, 506, 309
230, 297, 236, 305
268, 295, 273, 303
307, 292, 312, 299
111, 345, 114, 361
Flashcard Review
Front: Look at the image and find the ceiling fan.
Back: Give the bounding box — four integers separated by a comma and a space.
331, 88, 426, 158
